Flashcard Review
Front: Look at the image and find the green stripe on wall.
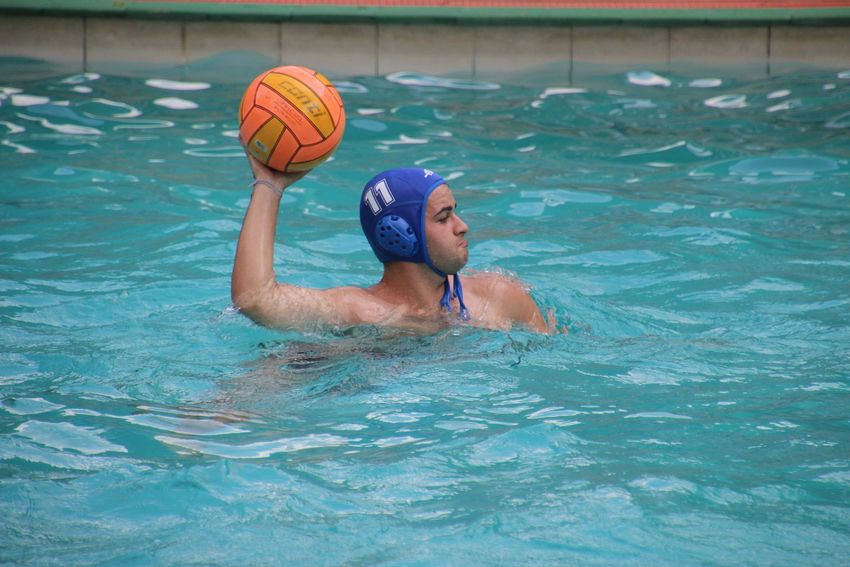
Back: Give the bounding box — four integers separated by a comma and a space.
2, 0, 850, 23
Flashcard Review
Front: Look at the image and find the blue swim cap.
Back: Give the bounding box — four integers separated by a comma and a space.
360, 167, 446, 274
360, 167, 469, 320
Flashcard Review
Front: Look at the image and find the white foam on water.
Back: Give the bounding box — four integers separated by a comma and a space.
145, 78, 211, 91
87, 98, 142, 118
1, 140, 36, 154
627, 71, 671, 87
619, 140, 687, 157
540, 87, 588, 99
114, 119, 174, 130
153, 97, 198, 110
11, 94, 50, 106
380, 134, 428, 146
183, 146, 244, 158
767, 89, 791, 99
386, 71, 500, 91
1, 120, 25, 134
624, 412, 692, 420
334, 81, 368, 94
28, 117, 102, 135
61, 72, 100, 84
705, 94, 747, 109
689, 78, 722, 88
767, 99, 801, 113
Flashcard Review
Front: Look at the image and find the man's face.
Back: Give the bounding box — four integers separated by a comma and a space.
424, 184, 469, 275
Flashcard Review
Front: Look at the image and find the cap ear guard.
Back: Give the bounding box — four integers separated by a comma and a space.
375, 215, 419, 258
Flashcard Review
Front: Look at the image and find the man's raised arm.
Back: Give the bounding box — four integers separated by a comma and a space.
230, 153, 303, 317
231, 154, 356, 329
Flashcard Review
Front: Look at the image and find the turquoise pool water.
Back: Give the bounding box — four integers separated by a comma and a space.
2, 59, 849, 565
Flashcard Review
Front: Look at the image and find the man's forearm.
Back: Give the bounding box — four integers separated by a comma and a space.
231, 183, 283, 307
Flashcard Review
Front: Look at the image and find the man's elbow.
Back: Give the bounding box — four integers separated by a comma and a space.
231, 283, 269, 325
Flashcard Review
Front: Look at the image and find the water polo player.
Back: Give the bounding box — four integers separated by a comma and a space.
231, 153, 550, 334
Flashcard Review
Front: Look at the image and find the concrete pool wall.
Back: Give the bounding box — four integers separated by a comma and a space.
1, 2, 849, 80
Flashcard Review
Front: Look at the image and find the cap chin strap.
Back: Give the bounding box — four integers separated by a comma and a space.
439, 274, 470, 321
422, 237, 469, 321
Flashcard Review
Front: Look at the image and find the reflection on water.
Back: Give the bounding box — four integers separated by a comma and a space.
1, 62, 850, 564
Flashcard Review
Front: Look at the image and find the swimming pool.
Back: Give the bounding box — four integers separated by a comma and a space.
1, 59, 849, 564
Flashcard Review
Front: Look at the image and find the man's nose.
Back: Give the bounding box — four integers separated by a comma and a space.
455, 215, 469, 235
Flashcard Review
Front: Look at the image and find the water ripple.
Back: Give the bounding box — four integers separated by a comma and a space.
386, 72, 500, 91
1, 397, 64, 415
705, 94, 747, 109
80, 98, 142, 119
16, 420, 127, 455
157, 433, 349, 458
145, 78, 211, 91
154, 97, 198, 110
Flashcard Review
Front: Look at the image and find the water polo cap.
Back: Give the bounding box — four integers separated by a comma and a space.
360, 168, 469, 320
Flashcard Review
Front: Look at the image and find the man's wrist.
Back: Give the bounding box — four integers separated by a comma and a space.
251, 179, 284, 198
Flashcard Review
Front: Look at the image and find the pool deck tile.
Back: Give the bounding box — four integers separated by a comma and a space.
2, 15, 849, 76
475, 25, 572, 80
281, 23, 378, 76
0, 16, 84, 64
186, 21, 280, 63
670, 26, 768, 63
86, 18, 184, 65
573, 26, 669, 64
378, 24, 475, 76
770, 26, 850, 69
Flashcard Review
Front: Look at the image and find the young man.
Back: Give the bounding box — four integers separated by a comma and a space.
231, 154, 551, 334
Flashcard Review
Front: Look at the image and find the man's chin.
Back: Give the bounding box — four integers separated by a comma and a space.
450, 257, 468, 275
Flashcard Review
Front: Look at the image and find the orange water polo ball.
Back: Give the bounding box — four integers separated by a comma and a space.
238, 65, 345, 173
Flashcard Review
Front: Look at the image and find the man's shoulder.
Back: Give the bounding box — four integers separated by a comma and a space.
322, 285, 381, 308
321, 285, 391, 324
463, 270, 528, 296
463, 270, 549, 333
323, 285, 373, 297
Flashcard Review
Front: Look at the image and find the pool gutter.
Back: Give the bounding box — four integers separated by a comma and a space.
3, 0, 850, 24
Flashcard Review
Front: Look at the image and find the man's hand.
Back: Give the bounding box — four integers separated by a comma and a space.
244, 149, 308, 193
